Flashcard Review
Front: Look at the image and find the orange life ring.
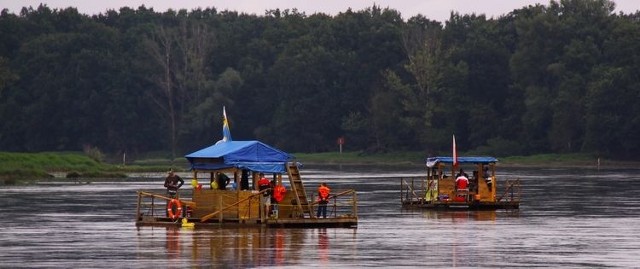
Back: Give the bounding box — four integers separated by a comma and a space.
167, 199, 183, 220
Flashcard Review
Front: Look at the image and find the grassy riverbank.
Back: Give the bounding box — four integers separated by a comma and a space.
0, 151, 634, 183
0, 152, 186, 183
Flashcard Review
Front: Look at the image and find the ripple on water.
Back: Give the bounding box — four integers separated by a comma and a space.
1, 167, 640, 267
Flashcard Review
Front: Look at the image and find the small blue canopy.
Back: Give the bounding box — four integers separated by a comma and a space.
426, 156, 498, 167
185, 140, 294, 173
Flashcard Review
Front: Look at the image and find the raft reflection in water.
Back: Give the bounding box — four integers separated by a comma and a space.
137, 227, 334, 267
420, 210, 520, 222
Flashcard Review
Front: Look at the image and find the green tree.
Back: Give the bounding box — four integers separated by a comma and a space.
181, 67, 242, 150
399, 15, 444, 149
0, 57, 18, 97
5, 8, 123, 152
442, 13, 513, 150
583, 10, 640, 158
266, 39, 342, 151
368, 71, 413, 152
143, 12, 214, 160
510, 3, 562, 153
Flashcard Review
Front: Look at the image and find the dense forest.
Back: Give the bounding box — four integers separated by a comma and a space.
0, 0, 639, 160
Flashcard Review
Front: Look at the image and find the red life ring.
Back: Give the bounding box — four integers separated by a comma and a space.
167, 199, 183, 220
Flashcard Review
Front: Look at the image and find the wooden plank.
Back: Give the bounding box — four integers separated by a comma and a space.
287, 162, 314, 218
200, 189, 268, 222
137, 191, 196, 207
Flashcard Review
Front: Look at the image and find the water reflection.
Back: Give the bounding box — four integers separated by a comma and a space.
2, 167, 640, 267
318, 228, 329, 264
135, 226, 313, 267
165, 228, 180, 260
420, 209, 521, 222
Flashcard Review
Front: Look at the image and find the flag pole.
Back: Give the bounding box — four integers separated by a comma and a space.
452, 134, 458, 170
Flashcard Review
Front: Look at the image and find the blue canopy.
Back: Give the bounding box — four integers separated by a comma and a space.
426, 156, 498, 167
185, 140, 294, 173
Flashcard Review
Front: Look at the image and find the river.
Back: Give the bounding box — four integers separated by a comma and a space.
1, 165, 639, 268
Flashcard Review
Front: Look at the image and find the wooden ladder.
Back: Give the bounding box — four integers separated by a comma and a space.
287, 162, 315, 218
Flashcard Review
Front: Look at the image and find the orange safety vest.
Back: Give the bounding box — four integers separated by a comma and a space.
273, 185, 286, 202
318, 185, 330, 201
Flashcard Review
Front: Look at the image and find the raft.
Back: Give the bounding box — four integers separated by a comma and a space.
401, 156, 520, 211
135, 141, 358, 228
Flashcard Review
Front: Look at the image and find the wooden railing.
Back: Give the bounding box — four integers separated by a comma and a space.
497, 179, 521, 202
401, 176, 522, 204
309, 189, 358, 218
400, 177, 426, 204
136, 191, 196, 221
137, 187, 358, 224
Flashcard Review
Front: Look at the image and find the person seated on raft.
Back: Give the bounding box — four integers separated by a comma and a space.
455, 169, 469, 192
216, 173, 231, 190
483, 166, 492, 190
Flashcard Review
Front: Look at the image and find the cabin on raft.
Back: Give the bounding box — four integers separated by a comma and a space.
401, 156, 520, 210
135, 140, 358, 228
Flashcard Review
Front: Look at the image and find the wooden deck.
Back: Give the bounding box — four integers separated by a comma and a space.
263, 216, 357, 228
135, 188, 358, 228
400, 175, 521, 211
136, 215, 358, 228
402, 199, 520, 210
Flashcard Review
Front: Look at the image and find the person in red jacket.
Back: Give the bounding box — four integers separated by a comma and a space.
455, 169, 469, 191
316, 183, 331, 218
258, 173, 271, 217
455, 169, 470, 202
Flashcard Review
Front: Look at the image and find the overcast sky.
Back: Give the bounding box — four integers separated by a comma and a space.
1, 0, 638, 22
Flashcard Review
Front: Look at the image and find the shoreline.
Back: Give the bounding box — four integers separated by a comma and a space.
1, 151, 639, 183
297, 160, 640, 170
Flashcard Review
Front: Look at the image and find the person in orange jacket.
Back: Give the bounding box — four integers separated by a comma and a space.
271, 184, 287, 218
316, 183, 331, 218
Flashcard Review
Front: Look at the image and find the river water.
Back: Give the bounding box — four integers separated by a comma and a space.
1, 165, 639, 268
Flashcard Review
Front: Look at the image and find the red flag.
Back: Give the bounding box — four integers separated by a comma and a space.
452, 134, 458, 168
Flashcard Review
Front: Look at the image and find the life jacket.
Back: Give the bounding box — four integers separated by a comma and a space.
273, 185, 286, 202
318, 185, 330, 201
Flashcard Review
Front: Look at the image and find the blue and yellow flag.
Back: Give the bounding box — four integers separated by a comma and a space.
222, 106, 232, 142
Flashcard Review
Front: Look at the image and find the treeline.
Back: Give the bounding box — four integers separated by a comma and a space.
0, 0, 639, 160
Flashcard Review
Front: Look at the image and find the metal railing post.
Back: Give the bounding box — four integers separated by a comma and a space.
218, 194, 223, 222
353, 191, 358, 217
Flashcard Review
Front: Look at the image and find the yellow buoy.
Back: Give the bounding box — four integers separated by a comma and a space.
181, 218, 195, 228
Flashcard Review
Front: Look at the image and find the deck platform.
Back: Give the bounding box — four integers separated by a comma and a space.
402, 199, 520, 210
136, 215, 357, 228
135, 185, 358, 229
401, 156, 521, 212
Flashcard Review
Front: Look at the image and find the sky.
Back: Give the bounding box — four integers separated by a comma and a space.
1, 0, 638, 22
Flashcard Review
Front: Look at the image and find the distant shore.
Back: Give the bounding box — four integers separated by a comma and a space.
0, 151, 638, 184
293, 152, 639, 169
